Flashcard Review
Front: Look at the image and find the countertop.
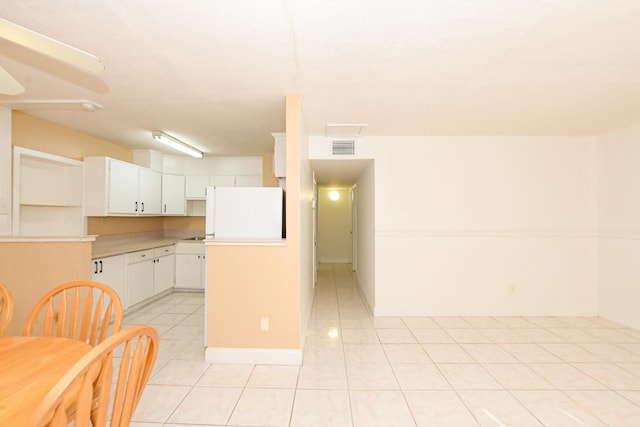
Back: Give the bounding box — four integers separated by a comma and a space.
92, 232, 204, 259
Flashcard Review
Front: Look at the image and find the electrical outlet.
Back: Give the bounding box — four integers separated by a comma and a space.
260, 317, 269, 331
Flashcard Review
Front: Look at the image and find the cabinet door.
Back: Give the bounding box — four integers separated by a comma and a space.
139, 168, 162, 214
162, 174, 186, 215
209, 175, 235, 187
185, 175, 210, 199
234, 175, 262, 187
127, 258, 154, 307
108, 160, 139, 214
91, 255, 127, 310
154, 254, 175, 294
175, 254, 202, 289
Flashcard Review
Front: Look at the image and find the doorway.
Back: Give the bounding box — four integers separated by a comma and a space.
317, 186, 354, 265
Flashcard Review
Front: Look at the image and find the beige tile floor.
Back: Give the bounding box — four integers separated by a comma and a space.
128, 263, 640, 426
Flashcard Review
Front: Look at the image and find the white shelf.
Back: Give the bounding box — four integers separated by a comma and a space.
13, 147, 85, 236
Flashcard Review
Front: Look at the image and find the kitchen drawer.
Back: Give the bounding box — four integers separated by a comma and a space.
154, 245, 175, 257
175, 242, 205, 255
125, 248, 154, 264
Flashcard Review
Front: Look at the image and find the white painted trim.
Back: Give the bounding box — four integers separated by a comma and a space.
377, 229, 598, 238
319, 257, 351, 263
205, 347, 303, 365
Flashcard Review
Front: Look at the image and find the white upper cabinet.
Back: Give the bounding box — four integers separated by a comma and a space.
185, 175, 212, 199
208, 175, 236, 188
138, 168, 162, 214
107, 159, 139, 214
234, 175, 263, 187
161, 173, 186, 215
84, 157, 162, 216
185, 174, 261, 199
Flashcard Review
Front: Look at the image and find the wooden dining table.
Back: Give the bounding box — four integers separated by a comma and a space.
0, 335, 94, 426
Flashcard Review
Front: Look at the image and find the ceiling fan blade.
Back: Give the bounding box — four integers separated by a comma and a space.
0, 64, 25, 95
0, 18, 104, 74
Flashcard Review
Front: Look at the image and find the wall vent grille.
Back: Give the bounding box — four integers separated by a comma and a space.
332, 140, 355, 156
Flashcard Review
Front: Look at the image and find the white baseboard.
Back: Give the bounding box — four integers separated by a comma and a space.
205, 347, 303, 365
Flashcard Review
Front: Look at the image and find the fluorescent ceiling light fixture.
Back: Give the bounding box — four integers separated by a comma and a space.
152, 131, 203, 158
0, 99, 102, 111
326, 123, 368, 138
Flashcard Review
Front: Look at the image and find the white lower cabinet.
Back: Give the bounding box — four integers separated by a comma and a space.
91, 254, 127, 310
93, 244, 178, 310
153, 246, 175, 294
126, 249, 155, 307
175, 242, 206, 289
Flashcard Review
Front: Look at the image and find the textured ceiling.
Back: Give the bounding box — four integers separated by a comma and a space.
1, 0, 640, 160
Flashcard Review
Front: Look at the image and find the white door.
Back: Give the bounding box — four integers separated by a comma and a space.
91, 255, 127, 309
185, 175, 210, 199
175, 254, 202, 288
312, 175, 318, 286
139, 168, 162, 214
108, 160, 139, 214
154, 254, 175, 294
351, 186, 358, 272
162, 174, 186, 215
127, 259, 154, 306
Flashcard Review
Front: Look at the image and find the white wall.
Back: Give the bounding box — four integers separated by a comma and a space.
297, 114, 315, 348
373, 136, 598, 316
318, 187, 352, 263
597, 123, 640, 328
355, 162, 376, 312
310, 135, 599, 317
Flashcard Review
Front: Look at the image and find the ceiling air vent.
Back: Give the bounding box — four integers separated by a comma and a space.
332, 140, 355, 156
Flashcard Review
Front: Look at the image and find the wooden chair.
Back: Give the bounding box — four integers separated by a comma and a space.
27, 325, 159, 427
23, 281, 123, 346
0, 283, 14, 335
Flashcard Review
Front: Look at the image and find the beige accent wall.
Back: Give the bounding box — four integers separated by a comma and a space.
0, 241, 92, 336
12, 112, 132, 162
86, 217, 164, 236
207, 96, 302, 350
163, 216, 206, 231
262, 152, 279, 187
87, 217, 206, 236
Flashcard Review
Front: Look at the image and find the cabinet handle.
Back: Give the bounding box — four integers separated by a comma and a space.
99, 260, 103, 273
135, 201, 138, 212
141, 254, 146, 258
94, 261, 98, 274
141, 202, 145, 212
164, 204, 167, 213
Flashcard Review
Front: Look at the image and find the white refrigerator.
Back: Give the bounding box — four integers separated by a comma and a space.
205, 186, 284, 239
